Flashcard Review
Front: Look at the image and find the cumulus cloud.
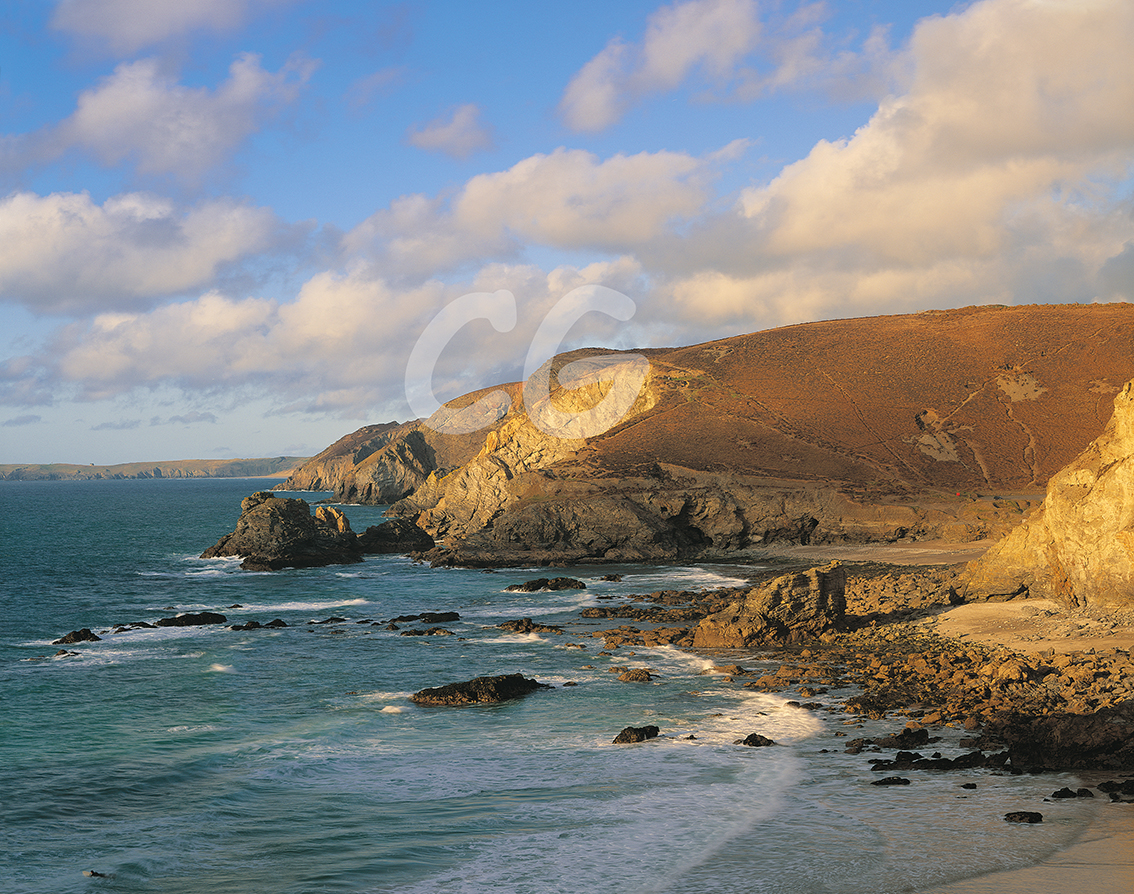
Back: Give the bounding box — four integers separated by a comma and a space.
406, 103, 494, 159
661, 0, 1134, 326
0, 191, 288, 314
14, 53, 316, 180
343, 146, 718, 276
51, 0, 297, 55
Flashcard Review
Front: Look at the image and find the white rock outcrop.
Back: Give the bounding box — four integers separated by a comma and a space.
962, 380, 1134, 608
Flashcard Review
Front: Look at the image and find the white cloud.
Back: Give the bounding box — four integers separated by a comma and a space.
39, 53, 316, 179
51, 0, 297, 55
562, 0, 761, 131
406, 104, 494, 159
0, 191, 286, 314
343, 146, 717, 276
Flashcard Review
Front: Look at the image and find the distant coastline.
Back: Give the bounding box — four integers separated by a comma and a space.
0, 456, 310, 481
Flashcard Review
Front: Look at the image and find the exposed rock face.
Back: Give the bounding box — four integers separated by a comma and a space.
962, 380, 1134, 608
356, 518, 434, 553
200, 492, 363, 570
409, 673, 550, 706
978, 705, 1134, 771
692, 562, 846, 647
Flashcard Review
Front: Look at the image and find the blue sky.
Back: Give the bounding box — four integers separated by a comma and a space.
1, 0, 1132, 464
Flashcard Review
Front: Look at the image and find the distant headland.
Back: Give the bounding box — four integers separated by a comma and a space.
0, 456, 310, 481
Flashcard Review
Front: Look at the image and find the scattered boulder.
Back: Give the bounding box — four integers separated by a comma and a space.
1004, 811, 1043, 824
389, 612, 460, 623
200, 492, 363, 570
613, 725, 660, 744
962, 380, 1134, 608
872, 776, 911, 786
497, 617, 564, 634
52, 628, 101, 645
357, 517, 434, 554
735, 733, 775, 747
399, 627, 454, 636
155, 611, 227, 627
692, 562, 846, 647
618, 668, 655, 683
505, 577, 587, 592
410, 673, 550, 706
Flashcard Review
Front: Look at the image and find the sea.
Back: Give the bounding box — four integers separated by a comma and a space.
0, 478, 1100, 893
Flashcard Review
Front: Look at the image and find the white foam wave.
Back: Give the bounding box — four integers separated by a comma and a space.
207, 663, 234, 673
379, 706, 407, 714
236, 597, 370, 612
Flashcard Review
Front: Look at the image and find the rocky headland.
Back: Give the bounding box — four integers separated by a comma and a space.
282, 302, 1134, 567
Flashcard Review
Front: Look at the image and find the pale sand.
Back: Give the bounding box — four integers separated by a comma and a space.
920, 805, 1134, 894
755, 538, 1134, 892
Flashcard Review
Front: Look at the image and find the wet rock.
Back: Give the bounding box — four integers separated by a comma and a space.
389, 611, 461, 623
735, 733, 775, 747
978, 705, 1134, 770
356, 517, 434, 554
201, 492, 363, 570
410, 673, 550, 706
1004, 811, 1043, 823
399, 627, 454, 636
497, 617, 564, 634
230, 620, 262, 631
613, 725, 660, 744
505, 577, 587, 592
155, 611, 227, 627
872, 776, 911, 786
52, 628, 101, 645
264, 618, 288, 628
618, 668, 655, 683
692, 562, 846, 647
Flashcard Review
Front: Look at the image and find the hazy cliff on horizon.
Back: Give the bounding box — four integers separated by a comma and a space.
0, 456, 311, 482
285, 303, 1134, 564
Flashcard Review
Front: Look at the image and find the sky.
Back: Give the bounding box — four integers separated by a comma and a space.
1, 0, 1132, 464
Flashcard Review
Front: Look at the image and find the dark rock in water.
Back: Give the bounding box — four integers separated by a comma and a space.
53, 649, 80, 658
872, 776, 911, 786
1051, 786, 1078, 799
498, 617, 564, 634
111, 621, 156, 632
960, 783, 978, 790
399, 627, 454, 636
613, 725, 660, 744
230, 620, 262, 631
156, 611, 227, 627
263, 618, 288, 628
1004, 811, 1043, 823
618, 668, 655, 683
735, 733, 775, 747
600, 574, 623, 582
389, 611, 460, 623
357, 517, 434, 553
505, 577, 586, 592
411, 673, 550, 706
876, 727, 931, 749
200, 491, 363, 570
692, 562, 845, 647
309, 617, 347, 625
52, 628, 101, 645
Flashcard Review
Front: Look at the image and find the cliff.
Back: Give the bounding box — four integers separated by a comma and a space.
962, 380, 1134, 608
284, 302, 1134, 564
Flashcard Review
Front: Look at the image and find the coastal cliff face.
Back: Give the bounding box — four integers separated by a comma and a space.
284, 303, 1134, 563
962, 380, 1134, 608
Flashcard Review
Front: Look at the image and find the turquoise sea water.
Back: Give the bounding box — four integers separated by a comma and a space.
1, 479, 1097, 893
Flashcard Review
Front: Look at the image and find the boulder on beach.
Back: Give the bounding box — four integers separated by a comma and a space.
410, 673, 550, 706
200, 492, 363, 571
692, 562, 846, 647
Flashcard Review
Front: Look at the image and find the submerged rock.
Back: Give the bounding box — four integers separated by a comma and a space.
692, 562, 846, 647
201, 492, 363, 571
1004, 811, 1043, 824
410, 673, 550, 706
